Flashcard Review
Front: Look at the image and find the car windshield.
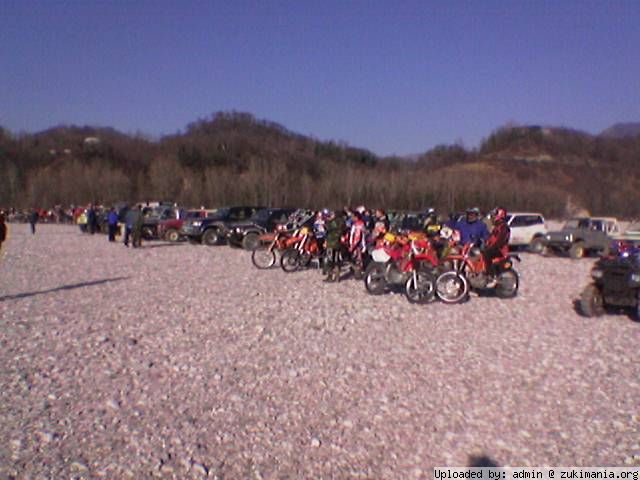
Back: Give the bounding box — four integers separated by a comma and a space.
251, 209, 271, 222
564, 219, 588, 229
207, 208, 226, 219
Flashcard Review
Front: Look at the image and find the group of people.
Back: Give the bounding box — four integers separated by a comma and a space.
102, 205, 146, 248
293, 205, 511, 281
77, 203, 146, 248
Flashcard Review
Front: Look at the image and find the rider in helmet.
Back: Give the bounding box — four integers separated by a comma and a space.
452, 207, 490, 246
483, 207, 511, 273
313, 210, 328, 250
423, 208, 441, 237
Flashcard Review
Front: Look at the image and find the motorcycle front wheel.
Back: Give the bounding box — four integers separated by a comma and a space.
435, 271, 469, 304
405, 269, 436, 304
251, 248, 276, 269
280, 249, 300, 273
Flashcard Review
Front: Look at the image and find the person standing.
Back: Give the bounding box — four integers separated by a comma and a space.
0, 212, 7, 254
86, 204, 97, 234
123, 206, 136, 247
107, 207, 119, 242
132, 205, 144, 248
29, 209, 39, 235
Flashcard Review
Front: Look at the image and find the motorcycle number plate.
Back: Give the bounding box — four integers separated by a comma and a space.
372, 249, 391, 263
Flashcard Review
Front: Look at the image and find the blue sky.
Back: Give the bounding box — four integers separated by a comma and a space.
1, 0, 638, 156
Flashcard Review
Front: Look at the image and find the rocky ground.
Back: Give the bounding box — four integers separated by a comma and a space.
0, 224, 638, 479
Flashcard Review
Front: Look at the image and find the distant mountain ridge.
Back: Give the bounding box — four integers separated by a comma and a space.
1, 113, 640, 217
600, 122, 640, 139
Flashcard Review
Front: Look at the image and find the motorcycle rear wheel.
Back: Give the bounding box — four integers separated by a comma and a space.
495, 269, 519, 298
364, 262, 387, 295
251, 249, 276, 269
405, 270, 436, 304
435, 271, 469, 304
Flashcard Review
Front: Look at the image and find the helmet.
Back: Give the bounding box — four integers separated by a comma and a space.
300, 227, 310, 235
355, 205, 366, 214
492, 207, 507, 222
321, 208, 330, 217
466, 207, 481, 215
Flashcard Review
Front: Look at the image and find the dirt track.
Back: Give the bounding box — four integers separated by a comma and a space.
1, 224, 639, 478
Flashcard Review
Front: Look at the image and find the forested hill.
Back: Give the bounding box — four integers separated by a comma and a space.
1, 112, 639, 217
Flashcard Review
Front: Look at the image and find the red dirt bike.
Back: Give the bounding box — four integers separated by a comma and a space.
364, 232, 439, 304
435, 242, 520, 303
251, 224, 299, 269
280, 227, 322, 272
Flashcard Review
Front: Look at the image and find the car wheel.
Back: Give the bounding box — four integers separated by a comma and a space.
529, 237, 545, 254
579, 284, 604, 317
569, 241, 585, 259
242, 233, 260, 251
164, 228, 180, 242
202, 229, 221, 246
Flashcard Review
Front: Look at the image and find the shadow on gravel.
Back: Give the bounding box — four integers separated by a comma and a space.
467, 454, 501, 467
142, 243, 185, 249
0, 276, 130, 301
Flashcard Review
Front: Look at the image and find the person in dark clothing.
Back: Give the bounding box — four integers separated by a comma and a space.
323, 211, 346, 282
107, 207, 119, 242
86, 205, 97, 234
29, 209, 38, 235
132, 205, 144, 248
0, 213, 7, 254
483, 207, 511, 273
123, 207, 137, 247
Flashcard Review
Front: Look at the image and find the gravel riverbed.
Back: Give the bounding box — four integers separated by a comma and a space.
1, 224, 639, 478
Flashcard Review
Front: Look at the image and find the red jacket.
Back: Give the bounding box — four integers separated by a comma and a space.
485, 221, 510, 256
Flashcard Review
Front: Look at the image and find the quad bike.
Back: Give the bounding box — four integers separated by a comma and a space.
280, 227, 322, 272
579, 253, 640, 320
436, 242, 520, 303
251, 224, 298, 269
364, 232, 439, 304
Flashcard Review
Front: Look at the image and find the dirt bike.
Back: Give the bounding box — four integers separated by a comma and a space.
364, 233, 439, 304
435, 242, 520, 303
251, 224, 298, 269
280, 227, 322, 272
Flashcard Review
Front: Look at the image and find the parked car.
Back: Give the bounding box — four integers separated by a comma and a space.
226, 208, 297, 250
610, 222, 640, 254
181, 206, 265, 245
542, 217, 619, 258
141, 205, 179, 240
579, 252, 640, 320
158, 209, 217, 242
505, 212, 547, 252
389, 211, 430, 233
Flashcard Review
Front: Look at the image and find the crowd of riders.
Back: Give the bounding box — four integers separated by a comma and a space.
277, 205, 512, 283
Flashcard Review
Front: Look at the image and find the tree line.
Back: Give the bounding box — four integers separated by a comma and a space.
1, 113, 639, 218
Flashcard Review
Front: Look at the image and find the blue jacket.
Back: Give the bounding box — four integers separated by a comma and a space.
107, 211, 119, 226
453, 219, 489, 245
